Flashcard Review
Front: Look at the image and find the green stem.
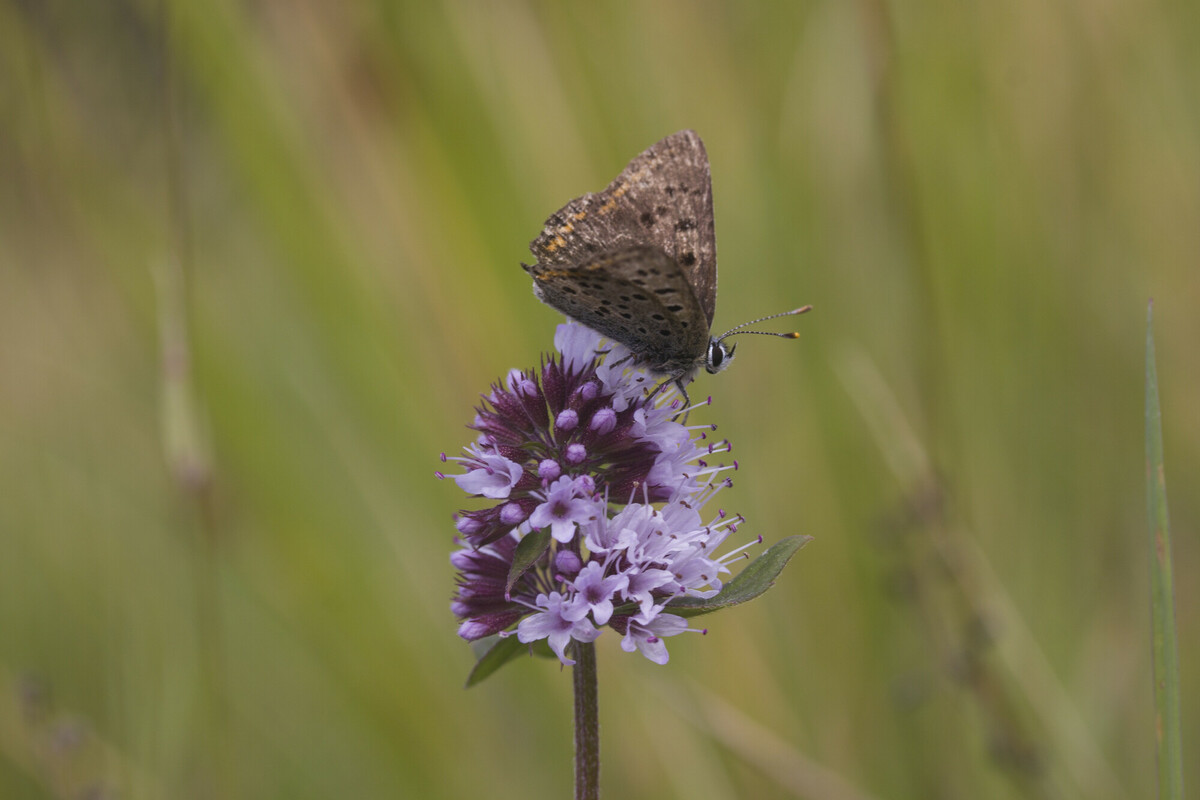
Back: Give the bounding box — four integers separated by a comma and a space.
573, 642, 599, 800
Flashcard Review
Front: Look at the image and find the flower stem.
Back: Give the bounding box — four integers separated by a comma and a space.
573, 641, 600, 800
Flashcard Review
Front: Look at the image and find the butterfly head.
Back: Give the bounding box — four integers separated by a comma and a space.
706, 306, 813, 374
704, 338, 736, 374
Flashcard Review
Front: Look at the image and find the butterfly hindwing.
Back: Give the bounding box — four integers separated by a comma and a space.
527, 245, 710, 373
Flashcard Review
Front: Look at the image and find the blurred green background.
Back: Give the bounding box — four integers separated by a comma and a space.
2, 1, 1197, 798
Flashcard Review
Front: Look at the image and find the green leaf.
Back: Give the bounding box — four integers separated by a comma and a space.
465, 634, 555, 688
465, 635, 523, 688
507, 528, 551, 596
666, 535, 812, 618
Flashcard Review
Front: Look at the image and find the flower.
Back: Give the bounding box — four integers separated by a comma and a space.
529, 475, 599, 543
516, 592, 600, 665
620, 613, 690, 665
570, 561, 627, 626
442, 322, 756, 666
452, 452, 524, 498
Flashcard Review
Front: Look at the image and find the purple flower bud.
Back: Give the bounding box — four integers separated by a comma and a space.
455, 514, 484, 536
565, 443, 587, 464
554, 550, 583, 575
499, 502, 527, 525
590, 406, 617, 435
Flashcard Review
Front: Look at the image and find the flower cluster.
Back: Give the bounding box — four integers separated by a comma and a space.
441, 323, 759, 665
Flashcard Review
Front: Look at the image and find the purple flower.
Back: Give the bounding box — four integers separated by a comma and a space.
619, 564, 676, 619
451, 452, 523, 498
620, 613, 690, 665
530, 475, 599, 543
570, 561, 628, 626
443, 322, 755, 666
516, 592, 600, 665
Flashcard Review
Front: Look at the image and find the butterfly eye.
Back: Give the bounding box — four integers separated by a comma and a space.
706, 340, 734, 374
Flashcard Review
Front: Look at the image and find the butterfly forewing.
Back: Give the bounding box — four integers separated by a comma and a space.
527, 130, 718, 330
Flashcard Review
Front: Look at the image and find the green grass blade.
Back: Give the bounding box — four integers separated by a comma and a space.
1145, 300, 1184, 800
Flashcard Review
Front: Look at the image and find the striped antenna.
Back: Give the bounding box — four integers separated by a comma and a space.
714, 305, 812, 343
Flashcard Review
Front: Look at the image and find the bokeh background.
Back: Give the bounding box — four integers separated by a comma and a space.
2, 1, 1197, 798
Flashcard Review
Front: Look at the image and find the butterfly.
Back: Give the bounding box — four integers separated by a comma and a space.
523, 130, 807, 402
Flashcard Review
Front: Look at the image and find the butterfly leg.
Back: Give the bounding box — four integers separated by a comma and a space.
672, 377, 692, 409
645, 375, 691, 422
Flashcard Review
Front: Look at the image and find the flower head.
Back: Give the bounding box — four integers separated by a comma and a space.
442, 322, 755, 666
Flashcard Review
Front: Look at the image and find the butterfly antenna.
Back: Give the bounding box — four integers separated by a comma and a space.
715, 305, 812, 342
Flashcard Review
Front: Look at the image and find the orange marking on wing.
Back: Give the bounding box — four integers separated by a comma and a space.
597, 167, 648, 215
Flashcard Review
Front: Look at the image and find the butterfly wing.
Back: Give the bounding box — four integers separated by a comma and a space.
526, 130, 718, 328
526, 245, 711, 375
